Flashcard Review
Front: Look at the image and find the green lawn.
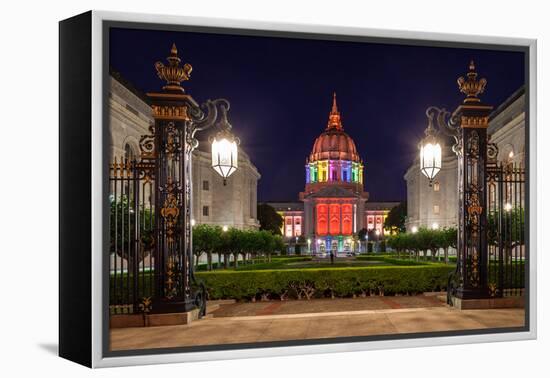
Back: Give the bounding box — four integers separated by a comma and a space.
234, 258, 393, 271
233, 254, 452, 271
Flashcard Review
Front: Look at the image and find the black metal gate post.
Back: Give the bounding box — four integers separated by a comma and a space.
143, 44, 230, 315
454, 61, 494, 299
424, 62, 525, 304
146, 44, 199, 313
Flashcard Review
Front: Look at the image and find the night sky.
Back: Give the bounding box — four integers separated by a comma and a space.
110, 27, 525, 202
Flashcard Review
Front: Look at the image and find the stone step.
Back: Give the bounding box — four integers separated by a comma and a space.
206, 304, 220, 314
208, 299, 237, 305
205, 299, 236, 316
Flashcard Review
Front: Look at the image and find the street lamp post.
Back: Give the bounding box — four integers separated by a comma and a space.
418, 61, 495, 301
146, 44, 240, 315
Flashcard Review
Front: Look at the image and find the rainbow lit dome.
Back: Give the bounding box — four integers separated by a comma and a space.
309, 127, 361, 163
305, 93, 364, 192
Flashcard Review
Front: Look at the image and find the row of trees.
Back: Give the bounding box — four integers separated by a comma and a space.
193, 224, 285, 270
385, 227, 457, 264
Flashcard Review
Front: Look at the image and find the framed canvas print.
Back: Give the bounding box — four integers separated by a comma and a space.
59, 10, 537, 368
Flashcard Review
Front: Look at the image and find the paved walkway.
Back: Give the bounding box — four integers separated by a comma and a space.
212, 295, 444, 317
110, 297, 525, 351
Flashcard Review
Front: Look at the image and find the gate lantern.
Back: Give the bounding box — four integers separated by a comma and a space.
210, 103, 240, 185
419, 111, 442, 185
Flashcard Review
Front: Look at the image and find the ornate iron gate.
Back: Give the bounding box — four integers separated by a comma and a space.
109, 156, 155, 314
486, 162, 526, 297
108, 45, 233, 317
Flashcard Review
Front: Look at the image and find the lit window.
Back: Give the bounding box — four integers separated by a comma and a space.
285, 216, 293, 237
433, 205, 440, 215
294, 217, 302, 236
433, 182, 440, 192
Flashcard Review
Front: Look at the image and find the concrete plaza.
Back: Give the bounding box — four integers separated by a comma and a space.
110, 296, 525, 351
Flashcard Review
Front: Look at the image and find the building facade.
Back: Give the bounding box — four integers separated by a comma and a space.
267, 94, 399, 255
109, 72, 261, 230
364, 201, 401, 234
404, 86, 525, 232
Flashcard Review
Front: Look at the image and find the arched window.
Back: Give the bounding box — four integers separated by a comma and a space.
316, 204, 328, 235
124, 143, 136, 161
329, 204, 341, 235
507, 149, 515, 163
341, 204, 353, 235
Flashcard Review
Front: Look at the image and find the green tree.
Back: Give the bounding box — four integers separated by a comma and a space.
487, 208, 525, 247
240, 230, 257, 264
257, 203, 283, 235
219, 228, 234, 269
441, 227, 457, 264
272, 233, 285, 260
407, 231, 422, 260
387, 233, 404, 258
193, 224, 222, 270
254, 230, 272, 262
226, 228, 244, 268
415, 227, 437, 260
110, 195, 154, 264
383, 202, 407, 234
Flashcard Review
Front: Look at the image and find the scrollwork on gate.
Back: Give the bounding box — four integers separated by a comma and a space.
139, 124, 156, 160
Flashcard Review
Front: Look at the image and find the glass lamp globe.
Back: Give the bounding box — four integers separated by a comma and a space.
211, 130, 239, 185
419, 135, 442, 185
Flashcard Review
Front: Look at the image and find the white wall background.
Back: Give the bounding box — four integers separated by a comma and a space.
0, 0, 547, 377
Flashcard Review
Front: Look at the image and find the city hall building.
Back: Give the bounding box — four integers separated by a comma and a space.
266, 95, 399, 254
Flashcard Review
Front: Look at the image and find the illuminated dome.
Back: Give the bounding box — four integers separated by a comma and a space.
304, 93, 364, 191
310, 129, 361, 163
309, 93, 360, 163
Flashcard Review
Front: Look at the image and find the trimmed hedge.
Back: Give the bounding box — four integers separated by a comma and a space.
196, 265, 455, 301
